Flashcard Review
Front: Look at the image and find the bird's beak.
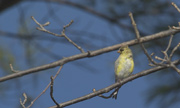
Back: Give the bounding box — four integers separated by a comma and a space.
117, 50, 120, 53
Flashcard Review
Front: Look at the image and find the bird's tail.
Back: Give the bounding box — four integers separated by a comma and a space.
112, 86, 121, 99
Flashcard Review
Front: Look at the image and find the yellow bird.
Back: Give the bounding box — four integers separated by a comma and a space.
112, 46, 134, 99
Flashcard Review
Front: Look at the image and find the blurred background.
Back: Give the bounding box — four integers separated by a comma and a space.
0, 0, 180, 108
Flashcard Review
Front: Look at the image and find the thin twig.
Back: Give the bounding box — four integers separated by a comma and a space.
27, 66, 63, 108
20, 93, 27, 108
49, 59, 180, 108
169, 42, 180, 61
10, 64, 19, 72
149, 53, 156, 66
129, 12, 180, 75
157, 26, 174, 64
50, 76, 61, 108
2, 28, 180, 83
170, 63, 180, 74
129, 12, 159, 65
165, 28, 174, 52
61, 20, 74, 34
172, 26, 180, 30
31, 16, 85, 53
92, 88, 115, 99
93, 81, 122, 99
154, 56, 166, 61
159, 27, 174, 63
172, 2, 180, 13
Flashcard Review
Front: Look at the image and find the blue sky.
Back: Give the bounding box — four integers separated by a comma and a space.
0, 0, 180, 108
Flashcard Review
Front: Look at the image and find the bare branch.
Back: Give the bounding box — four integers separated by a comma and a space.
49, 59, 180, 108
50, 76, 61, 108
172, 26, 180, 30
155, 56, 166, 62
159, 28, 174, 64
1, 28, 180, 83
20, 93, 27, 108
129, 12, 160, 66
92, 88, 116, 99
164, 28, 174, 52
169, 42, 180, 60
170, 63, 180, 74
129, 12, 180, 75
9, 64, 20, 72
172, 2, 180, 13
31, 16, 85, 53
146, 29, 180, 74
26, 66, 63, 108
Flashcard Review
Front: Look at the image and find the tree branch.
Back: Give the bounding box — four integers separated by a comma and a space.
172, 2, 180, 13
31, 16, 85, 53
49, 59, 180, 108
0, 28, 180, 82
24, 66, 63, 108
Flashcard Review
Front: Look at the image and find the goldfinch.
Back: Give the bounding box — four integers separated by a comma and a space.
112, 46, 134, 99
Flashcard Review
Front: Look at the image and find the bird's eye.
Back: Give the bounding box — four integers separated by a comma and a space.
120, 48, 124, 52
